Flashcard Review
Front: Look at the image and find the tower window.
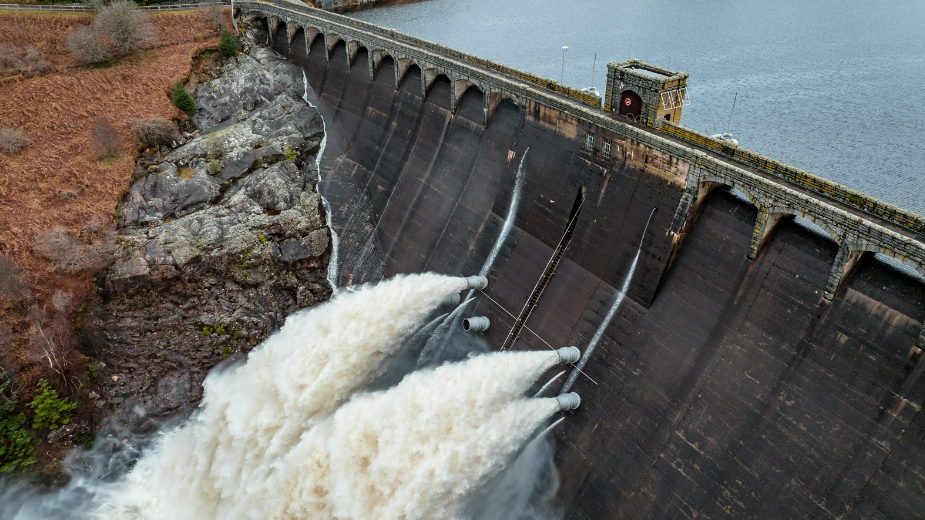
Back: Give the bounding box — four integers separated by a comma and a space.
664, 113, 672, 121
585, 132, 594, 151
602, 139, 612, 158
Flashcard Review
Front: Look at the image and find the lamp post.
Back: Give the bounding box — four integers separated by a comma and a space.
560, 45, 568, 84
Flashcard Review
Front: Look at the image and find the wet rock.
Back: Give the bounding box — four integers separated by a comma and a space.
87, 45, 333, 427
220, 151, 257, 182
224, 161, 303, 211
280, 229, 330, 262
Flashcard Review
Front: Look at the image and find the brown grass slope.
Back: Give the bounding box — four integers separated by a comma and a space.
0, 10, 226, 424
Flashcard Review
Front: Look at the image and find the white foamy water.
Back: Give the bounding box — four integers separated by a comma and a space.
271, 350, 562, 520
11, 273, 567, 520
91, 274, 465, 519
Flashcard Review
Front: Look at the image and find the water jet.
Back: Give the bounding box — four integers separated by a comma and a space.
534, 370, 566, 397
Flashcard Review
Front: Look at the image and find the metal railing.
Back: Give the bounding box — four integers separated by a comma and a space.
0, 1, 228, 12
0, 3, 93, 10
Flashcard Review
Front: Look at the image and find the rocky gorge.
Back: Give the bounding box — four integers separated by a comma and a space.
80, 34, 333, 431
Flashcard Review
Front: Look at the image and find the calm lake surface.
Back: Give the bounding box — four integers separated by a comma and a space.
351, 0, 925, 215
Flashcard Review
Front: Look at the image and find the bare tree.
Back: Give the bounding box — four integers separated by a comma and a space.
52, 291, 74, 313
19, 47, 52, 75
0, 45, 52, 75
68, 26, 111, 64
95, 0, 156, 56
0, 44, 15, 69
69, 0, 156, 64
29, 314, 79, 388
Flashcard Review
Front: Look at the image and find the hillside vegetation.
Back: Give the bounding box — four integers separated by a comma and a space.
0, 7, 230, 478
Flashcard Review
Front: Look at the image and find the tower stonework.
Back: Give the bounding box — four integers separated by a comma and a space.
604, 59, 688, 127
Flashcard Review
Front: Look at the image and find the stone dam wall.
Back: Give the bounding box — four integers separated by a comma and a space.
244, 3, 925, 518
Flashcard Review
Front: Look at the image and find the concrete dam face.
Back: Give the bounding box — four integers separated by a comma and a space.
269, 23, 925, 520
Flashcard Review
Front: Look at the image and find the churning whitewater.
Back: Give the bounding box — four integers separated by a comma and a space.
14, 273, 575, 520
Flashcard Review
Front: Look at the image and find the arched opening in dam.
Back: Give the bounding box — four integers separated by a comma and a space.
254, 14, 925, 517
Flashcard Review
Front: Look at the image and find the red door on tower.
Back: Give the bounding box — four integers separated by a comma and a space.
618, 90, 642, 120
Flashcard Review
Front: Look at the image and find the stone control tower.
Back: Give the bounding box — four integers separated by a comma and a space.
604, 59, 688, 127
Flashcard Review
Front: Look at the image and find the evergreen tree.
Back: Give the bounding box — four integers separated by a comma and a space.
0, 376, 36, 473
172, 81, 197, 114
27, 379, 77, 431
219, 29, 238, 57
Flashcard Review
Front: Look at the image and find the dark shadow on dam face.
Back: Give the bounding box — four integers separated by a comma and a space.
272, 36, 925, 519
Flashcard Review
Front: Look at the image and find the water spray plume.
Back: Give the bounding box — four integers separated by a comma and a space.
3, 274, 567, 520
94, 273, 468, 520
534, 371, 566, 398
417, 297, 476, 367
562, 209, 656, 393
461, 149, 529, 300
294, 350, 569, 520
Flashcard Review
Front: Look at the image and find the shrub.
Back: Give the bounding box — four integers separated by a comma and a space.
131, 116, 179, 148
27, 379, 77, 430
18, 47, 52, 75
0, 375, 37, 473
95, 0, 156, 56
68, 25, 111, 64
0, 45, 52, 76
219, 29, 238, 57
68, 0, 156, 64
0, 127, 31, 155
90, 118, 121, 159
34, 226, 115, 274
0, 255, 26, 301
172, 81, 196, 114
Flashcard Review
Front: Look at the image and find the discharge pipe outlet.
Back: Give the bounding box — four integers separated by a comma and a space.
555, 346, 581, 364
462, 275, 488, 290
463, 316, 490, 332
555, 392, 581, 411
443, 293, 461, 306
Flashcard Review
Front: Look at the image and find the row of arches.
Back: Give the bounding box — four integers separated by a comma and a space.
244, 10, 519, 127
683, 178, 925, 300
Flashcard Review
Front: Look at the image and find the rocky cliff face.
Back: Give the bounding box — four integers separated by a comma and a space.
83, 45, 332, 424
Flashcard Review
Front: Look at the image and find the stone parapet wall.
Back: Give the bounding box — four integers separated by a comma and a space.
658, 120, 925, 236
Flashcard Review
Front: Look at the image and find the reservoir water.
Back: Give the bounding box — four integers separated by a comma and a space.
351, 0, 925, 215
